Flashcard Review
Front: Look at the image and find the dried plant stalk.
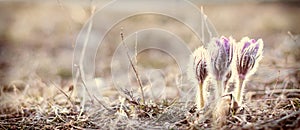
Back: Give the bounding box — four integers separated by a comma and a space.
120, 30, 145, 104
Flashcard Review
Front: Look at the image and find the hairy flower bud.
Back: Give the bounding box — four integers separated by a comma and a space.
188, 46, 208, 85
208, 36, 234, 81
207, 36, 234, 99
236, 37, 263, 80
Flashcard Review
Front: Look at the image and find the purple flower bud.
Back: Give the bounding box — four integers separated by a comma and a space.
194, 57, 208, 84
207, 36, 234, 81
188, 46, 208, 84
236, 37, 264, 80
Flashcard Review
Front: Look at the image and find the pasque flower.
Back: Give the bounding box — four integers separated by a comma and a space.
187, 46, 209, 109
188, 36, 263, 126
234, 37, 263, 105
207, 36, 234, 99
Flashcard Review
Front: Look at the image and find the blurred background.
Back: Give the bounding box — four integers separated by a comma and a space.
0, 0, 299, 101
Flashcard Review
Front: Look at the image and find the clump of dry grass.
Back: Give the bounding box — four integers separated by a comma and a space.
0, 76, 98, 129
0, 105, 98, 129
0, 73, 299, 129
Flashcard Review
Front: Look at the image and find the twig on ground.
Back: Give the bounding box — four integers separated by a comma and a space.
273, 110, 300, 124
289, 99, 297, 111
269, 71, 280, 98
52, 106, 67, 123
249, 89, 300, 96
232, 115, 243, 123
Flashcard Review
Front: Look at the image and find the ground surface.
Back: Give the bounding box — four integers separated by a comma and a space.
0, 1, 300, 129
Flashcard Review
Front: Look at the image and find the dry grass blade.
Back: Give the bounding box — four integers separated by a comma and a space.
93, 95, 112, 111
120, 29, 145, 104
50, 81, 74, 106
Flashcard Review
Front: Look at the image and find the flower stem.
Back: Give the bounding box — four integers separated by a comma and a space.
216, 80, 224, 100
236, 78, 245, 105
198, 83, 205, 108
